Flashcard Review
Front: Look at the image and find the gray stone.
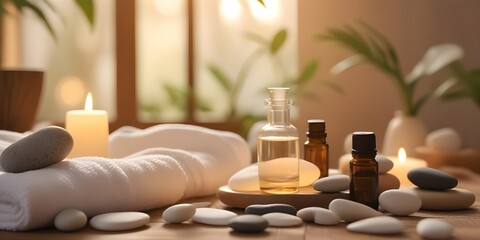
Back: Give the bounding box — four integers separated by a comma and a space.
245, 204, 296, 216
228, 215, 268, 233
376, 155, 394, 174
407, 167, 458, 191
0, 126, 73, 173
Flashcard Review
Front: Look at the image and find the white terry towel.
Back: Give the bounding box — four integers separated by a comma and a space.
0, 124, 251, 231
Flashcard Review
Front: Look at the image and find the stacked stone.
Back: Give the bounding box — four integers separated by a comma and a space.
338, 155, 400, 194
406, 167, 476, 210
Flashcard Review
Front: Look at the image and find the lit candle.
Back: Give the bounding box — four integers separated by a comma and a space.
389, 148, 427, 187
66, 93, 109, 158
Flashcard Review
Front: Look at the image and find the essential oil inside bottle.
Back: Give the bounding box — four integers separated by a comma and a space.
349, 131, 379, 209
257, 87, 299, 194
304, 119, 329, 179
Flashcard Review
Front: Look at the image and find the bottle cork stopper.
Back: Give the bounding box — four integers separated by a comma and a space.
268, 87, 289, 100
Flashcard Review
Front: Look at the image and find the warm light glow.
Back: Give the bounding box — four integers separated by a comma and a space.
56, 76, 86, 107
154, 0, 182, 16
398, 148, 407, 164
219, 0, 243, 22
84, 93, 93, 111
248, 0, 280, 22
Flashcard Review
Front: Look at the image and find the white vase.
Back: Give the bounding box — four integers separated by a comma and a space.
382, 111, 427, 157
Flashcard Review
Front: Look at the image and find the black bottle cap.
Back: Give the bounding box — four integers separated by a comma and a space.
352, 131, 376, 155
306, 119, 326, 137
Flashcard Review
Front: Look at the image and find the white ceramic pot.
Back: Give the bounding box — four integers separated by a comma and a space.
382, 111, 427, 157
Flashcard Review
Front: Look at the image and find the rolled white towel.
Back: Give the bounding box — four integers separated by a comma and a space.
109, 124, 251, 195
0, 155, 186, 231
0, 124, 251, 231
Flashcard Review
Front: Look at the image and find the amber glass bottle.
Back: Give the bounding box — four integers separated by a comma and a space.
349, 131, 379, 210
304, 119, 329, 179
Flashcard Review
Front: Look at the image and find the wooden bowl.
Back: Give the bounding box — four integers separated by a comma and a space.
415, 147, 480, 173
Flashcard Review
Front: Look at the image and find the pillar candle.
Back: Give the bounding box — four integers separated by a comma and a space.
66, 93, 109, 158
388, 148, 427, 187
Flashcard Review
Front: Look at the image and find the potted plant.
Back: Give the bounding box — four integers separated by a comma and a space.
0, 0, 94, 132
317, 22, 463, 156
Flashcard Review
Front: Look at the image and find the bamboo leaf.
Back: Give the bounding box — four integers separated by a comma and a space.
74, 0, 95, 28
270, 29, 287, 54
207, 64, 233, 93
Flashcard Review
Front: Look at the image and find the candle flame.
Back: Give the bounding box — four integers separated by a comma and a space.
84, 92, 93, 111
398, 148, 407, 163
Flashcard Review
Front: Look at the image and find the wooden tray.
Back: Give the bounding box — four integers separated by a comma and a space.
217, 185, 349, 210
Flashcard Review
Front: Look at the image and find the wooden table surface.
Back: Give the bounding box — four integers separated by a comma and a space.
1, 167, 479, 240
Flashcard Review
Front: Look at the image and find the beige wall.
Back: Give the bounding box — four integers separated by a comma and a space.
297, 0, 480, 167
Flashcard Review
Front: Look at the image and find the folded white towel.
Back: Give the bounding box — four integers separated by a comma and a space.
0, 124, 250, 231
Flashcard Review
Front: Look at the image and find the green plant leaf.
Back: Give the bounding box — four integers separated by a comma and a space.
244, 31, 269, 47
256, 0, 266, 7
439, 90, 469, 101
207, 64, 233, 93
8, 0, 94, 40
434, 77, 459, 98
163, 83, 186, 107
0, 0, 6, 14
43, 0, 57, 13
330, 55, 364, 75
12, 0, 57, 40
141, 103, 162, 114
297, 60, 318, 86
299, 91, 318, 100
74, 0, 94, 28
270, 29, 287, 54
196, 99, 212, 112
319, 23, 400, 78
318, 80, 344, 94
411, 94, 430, 116
406, 44, 464, 84
360, 21, 399, 66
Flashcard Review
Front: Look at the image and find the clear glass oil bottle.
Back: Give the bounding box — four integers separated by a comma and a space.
349, 131, 379, 210
257, 87, 299, 194
304, 119, 329, 179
